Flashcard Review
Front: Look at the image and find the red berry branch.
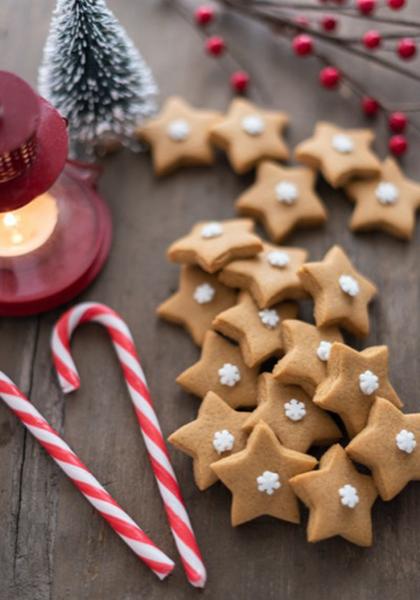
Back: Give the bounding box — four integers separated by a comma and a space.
174, 0, 420, 156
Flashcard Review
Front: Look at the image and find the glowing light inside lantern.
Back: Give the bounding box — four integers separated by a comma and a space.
0, 192, 58, 257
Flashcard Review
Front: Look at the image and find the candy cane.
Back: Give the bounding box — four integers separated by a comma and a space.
0, 372, 174, 580
51, 302, 207, 588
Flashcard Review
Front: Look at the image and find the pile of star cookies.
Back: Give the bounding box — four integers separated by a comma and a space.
157, 220, 420, 547
137, 96, 420, 240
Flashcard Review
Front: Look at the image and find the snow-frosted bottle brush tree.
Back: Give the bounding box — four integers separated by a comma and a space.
39, 0, 158, 156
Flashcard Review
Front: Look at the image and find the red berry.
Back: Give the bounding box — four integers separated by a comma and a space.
363, 30, 381, 49
321, 15, 338, 32
389, 111, 408, 133
292, 34, 314, 56
195, 5, 214, 26
387, 0, 405, 8
230, 71, 250, 93
389, 134, 408, 156
205, 36, 225, 56
319, 66, 341, 88
397, 38, 417, 59
362, 96, 380, 117
357, 0, 376, 14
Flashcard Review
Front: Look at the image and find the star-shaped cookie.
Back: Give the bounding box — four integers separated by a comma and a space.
212, 291, 298, 367
219, 243, 308, 308
298, 245, 377, 337
295, 122, 381, 188
209, 98, 289, 174
236, 161, 327, 242
176, 330, 259, 408
243, 374, 341, 453
347, 397, 420, 501
290, 444, 378, 546
167, 219, 263, 274
137, 96, 221, 175
313, 342, 402, 438
168, 391, 250, 490
211, 421, 317, 526
345, 157, 420, 240
157, 265, 237, 346
273, 320, 343, 395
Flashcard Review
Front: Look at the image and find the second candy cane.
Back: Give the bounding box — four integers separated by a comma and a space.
51, 302, 207, 588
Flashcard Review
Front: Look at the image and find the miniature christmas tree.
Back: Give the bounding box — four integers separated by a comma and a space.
39, 0, 158, 154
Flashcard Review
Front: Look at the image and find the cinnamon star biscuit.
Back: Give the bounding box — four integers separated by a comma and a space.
157, 265, 237, 346
290, 444, 378, 547
313, 342, 402, 438
167, 218, 263, 274
345, 156, 420, 240
243, 374, 341, 453
212, 291, 298, 367
136, 96, 221, 175
273, 320, 343, 395
236, 161, 327, 242
168, 391, 250, 490
298, 245, 377, 337
209, 98, 289, 174
176, 330, 259, 409
295, 122, 381, 188
346, 397, 420, 501
211, 421, 317, 526
219, 243, 308, 308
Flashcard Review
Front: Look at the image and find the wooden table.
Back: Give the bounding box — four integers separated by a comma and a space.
1, 1, 419, 598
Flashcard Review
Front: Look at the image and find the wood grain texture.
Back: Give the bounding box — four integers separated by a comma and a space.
0, 0, 419, 598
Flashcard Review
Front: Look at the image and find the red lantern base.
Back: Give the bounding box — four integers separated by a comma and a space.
0, 161, 112, 316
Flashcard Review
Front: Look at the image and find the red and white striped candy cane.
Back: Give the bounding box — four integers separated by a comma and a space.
0, 372, 174, 580
51, 302, 207, 588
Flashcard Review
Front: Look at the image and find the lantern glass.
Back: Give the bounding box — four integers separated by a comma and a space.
0, 192, 58, 257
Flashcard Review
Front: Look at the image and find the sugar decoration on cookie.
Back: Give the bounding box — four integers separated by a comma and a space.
257, 471, 281, 495
218, 363, 241, 387
213, 429, 235, 454
284, 399, 307, 422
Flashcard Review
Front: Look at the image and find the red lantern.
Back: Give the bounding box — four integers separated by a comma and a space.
0, 71, 112, 316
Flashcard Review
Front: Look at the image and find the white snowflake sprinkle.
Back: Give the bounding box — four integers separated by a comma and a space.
266, 250, 290, 268
167, 119, 190, 141
395, 429, 417, 454
241, 114, 265, 136
193, 283, 215, 304
212, 429, 235, 454
218, 363, 241, 387
339, 484, 359, 508
375, 182, 399, 206
284, 399, 306, 422
258, 308, 280, 329
201, 222, 223, 239
275, 181, 298, 205
331, 134, 354, 154
359, 370, 379, 395
317, 340, 332, 362
257, 470, 281, 495
339, 274, 360, 297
